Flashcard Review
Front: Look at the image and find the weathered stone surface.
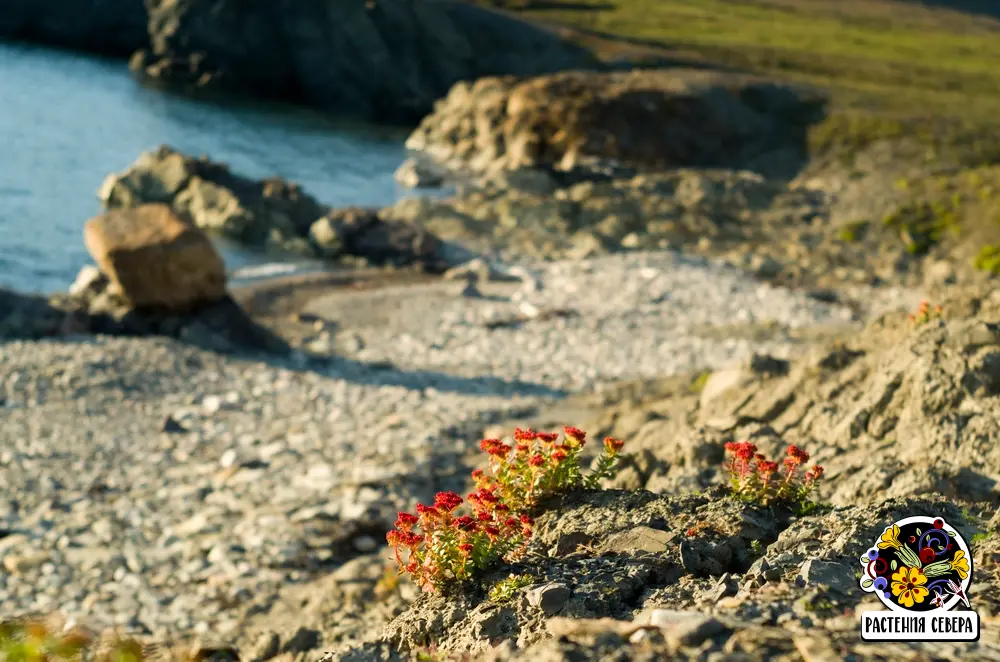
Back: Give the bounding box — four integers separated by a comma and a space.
130, 0, 599, 123
100, 147, 326, 245
83, 203, 227, 310
100, 147, 453, 271
405, 69, 826, 182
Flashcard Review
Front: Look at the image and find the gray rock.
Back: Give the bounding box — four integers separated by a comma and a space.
394, 159, 445, 189
648, 610, 726, 648
601, 526, 676, 555
796, 559, 854, 595
129, 0, 599, 124
525, 582, 571, 615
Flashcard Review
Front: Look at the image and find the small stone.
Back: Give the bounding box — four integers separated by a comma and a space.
796, 559, 854, 594
601, 526, 676, 555
750, 254, 783, 278
202, 396, 222, 415
69, 265, 107, 296
161, 415, 186, 434
461, 281, 482, 299
649, 610, 725, 648
704, 573, 738, 603
219, 450, 238, 469
394, 158, 445, 188
620, 233, 642, 249
3, 552, 50, 575
526, 582, 571, 616
763, 568, 783, 583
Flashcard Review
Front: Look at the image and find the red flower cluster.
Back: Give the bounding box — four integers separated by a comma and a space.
724, 441, 825, 508
387, 426, 627, 592
908, 300, 943, 327
386, 489, 531, 592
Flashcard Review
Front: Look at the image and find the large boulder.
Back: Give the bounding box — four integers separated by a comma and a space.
128, 0, 600, 123
404, 69, 827, 182
83, 203, 227, 310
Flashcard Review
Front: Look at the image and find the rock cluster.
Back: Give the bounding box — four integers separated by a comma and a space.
99, 146, 451, 271
403, 69, 826, 182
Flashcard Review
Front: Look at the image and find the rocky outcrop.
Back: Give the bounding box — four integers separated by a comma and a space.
100, 146, 451, 271
47, 266, 288, 354
2, 1, 598, 122
403, 69, 827, 182
129, 0, 600, 123
576, 287, 1000, 509
0, 0, 147, 57
83, 203, 227, 310
333, 491, 997, 661
99, 146, 327, 246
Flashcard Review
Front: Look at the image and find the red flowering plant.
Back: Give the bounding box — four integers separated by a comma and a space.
387, 426, 625, 592
724, 441, 824, 514
474, 426, 625, 512
386, 490, 532, 592
908, 300, 943, 327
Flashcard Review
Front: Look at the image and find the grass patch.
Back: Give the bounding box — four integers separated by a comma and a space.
688, 370, 711, 393
973, 245, 1000, 275
837, 220, 869, 243
489, 0, 1000, 164
489, 573, 537, 602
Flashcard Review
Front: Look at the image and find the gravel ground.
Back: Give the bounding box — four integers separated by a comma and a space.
0, 250, 920, 640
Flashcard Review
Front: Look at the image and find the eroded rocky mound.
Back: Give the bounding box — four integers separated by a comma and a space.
308, 286, 1000, 660
130, 0, 600, 123
403, 69, 827, 182
332, 490, 998, 661
99, 146, 451, 270
587, 287, 1000, 510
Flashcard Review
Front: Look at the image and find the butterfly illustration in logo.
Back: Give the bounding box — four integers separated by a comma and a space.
944, 579, 971, 609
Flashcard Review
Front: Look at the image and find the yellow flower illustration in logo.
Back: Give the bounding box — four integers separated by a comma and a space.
950, 550, 969, 580
878, 524, 902, 550
891, 566, 929, 608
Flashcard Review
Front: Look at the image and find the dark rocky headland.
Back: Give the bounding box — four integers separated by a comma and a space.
4, 1, 1000, 662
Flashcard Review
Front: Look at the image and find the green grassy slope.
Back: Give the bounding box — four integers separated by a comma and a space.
482, 0, 1000, 165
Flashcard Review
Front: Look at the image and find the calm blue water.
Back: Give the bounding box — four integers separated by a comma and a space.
0, 42, 414, 294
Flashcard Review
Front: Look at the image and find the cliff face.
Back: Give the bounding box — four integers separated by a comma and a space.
0, 0, 600, 124
0, 0, 148, 56
132, 0, 601, 123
